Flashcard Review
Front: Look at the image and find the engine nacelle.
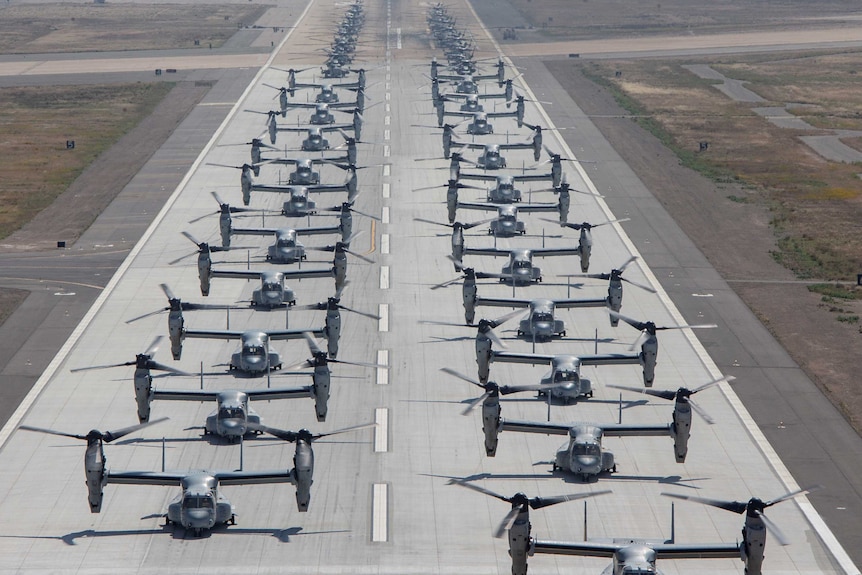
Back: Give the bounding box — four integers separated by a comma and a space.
325, 309, 341, 358
312, 367, 331, 422
482, 395, 502, 456
168, 309, 184, 360
84, 443, 107, 513
133, 370, 153, 423
578, 228, 592, 273
531, 129, 542, 162
671, 400, 692, 463
293, 443, 314, 512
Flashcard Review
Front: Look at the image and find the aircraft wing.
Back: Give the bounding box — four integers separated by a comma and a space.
215, 469, 296, 486
463, 246, 510, 257
183, 330, 244, 340
282, 268, 333, 280
443, 111, 476, 119
486, 110, 517, 118
284, 101, 320, 109
456, 201, 497, 212
601, 423, 671, 437
500, 419, 571, 436
512, 172, 552, 182
246, 386, 313, 400
499, 141, 533, 151
211, 269, 264, 280
457, 172, 497, 182
475, 296, 531, 308
307, 183, 348, 193
231, 227, 279, 236
296, 225, 341, 236
533, 539, 741, 559
106, 471, 186, 486
329, 101, 359, 109
151, 389, 220, 402
267, 328, 325, 340
491, 351, 555, 365
251, 183, 296, 193
513, 202, 559, 213
578, 353, 641, 366
472, 72, 498, 82
530, 247, 582, 257
554, 298, 607, 309
321, 123, 354, 133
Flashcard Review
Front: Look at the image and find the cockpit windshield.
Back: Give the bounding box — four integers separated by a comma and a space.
277, 239, 296, 248
262, 282, 280, 292
218, 407, 244, 420
554, 370, 575, 383
533, 312, 553, 322
183, 495, 215, 509
573, 443, 600, 457
513, 260, 531, 269
246, 346, 264, 358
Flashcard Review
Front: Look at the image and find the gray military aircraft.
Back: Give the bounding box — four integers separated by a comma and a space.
456, 201, 562, 237
188, 192, 263, 247
20, 419, 329, 534
481, 385, 706, 476
448, 137, 542, 165
455, 475, 758, 575
176, 326, 325, 374
293, 287, 381, 358
414, 216, 497, 265
229, 223, 341, 264
475, 294, 610, 340
458, 245, 584, 285
305, 235, 374, 291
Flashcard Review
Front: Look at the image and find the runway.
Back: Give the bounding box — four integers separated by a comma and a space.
0, 0, 857, 573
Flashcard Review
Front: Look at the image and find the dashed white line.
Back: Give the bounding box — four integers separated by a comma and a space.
384, 129, 390, 141
384, 115, 391, 126
378, 303, 389, 332
374, 408, 389, 452
372, 482, 388, 542
381, 233, 390, 254
382, 182, 390, 198
382, 206, 390, 223
386, 72, 391, 82
385, 92, 391, 101
380, 265, 390, 290
383, 165, 390, 177
385, 82, 391, 91
376, 350, 389, 385
384, 145, 390, 157
385, 103, 390, 113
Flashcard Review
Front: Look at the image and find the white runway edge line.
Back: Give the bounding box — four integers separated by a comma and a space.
376, 350, 389, 385
379, 265, 390, 290
378, 303, 389, 332
372, 483, 388, 542
374, 407, 388, 452
0, 0, 318, 450
462, 2, 860, 572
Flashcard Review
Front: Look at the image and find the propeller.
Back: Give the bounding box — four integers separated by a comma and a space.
317, 202, 380, 221
450, 479, 611, 538
168, 231, 253, 265
247, 421, 376, 443
295, 286, 381, 320
661, 486, 821, 546
540, 217, 630, 231
412, 179, 484, 193
285, 332, 387, 370
70, 336, 187, 375
441, 367, 555, 415
562, 256, 657, 293
305, 231, 374, 263
431, 267, 507, 289
414, 217, 496, 231
20, 417, 169, 444
607, 375, 734, 424
125, 284, 237, 324
420, 308, 522, 348
188, 191, 260, 224
609, 310, 717, 350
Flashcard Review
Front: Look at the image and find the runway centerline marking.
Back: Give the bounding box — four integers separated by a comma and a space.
378, 303, 389, 332
379, 266, 389, 290
371, 482, 388, 542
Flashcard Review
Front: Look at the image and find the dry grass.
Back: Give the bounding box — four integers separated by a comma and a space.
581, 53, 862, 280
0, 3, 269, 53
499, 0, 862, 41
0, 82, 173, 239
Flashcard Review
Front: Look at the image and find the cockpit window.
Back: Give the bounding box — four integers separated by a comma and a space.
554, 370, 575, 382
263, 282, 280, 292
573, 443, 600, 457
246, 346, 264, 357
514, 260, 530, 269
183, 495, 214, 509
219, 407, 243, 419
533, 312, 553, 322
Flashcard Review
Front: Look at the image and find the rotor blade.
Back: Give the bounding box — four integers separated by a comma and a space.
124, 307, 168, 324
338, 304, 381, 320
628, 330, 650, 352
687, 398, 715, 425
531, 489, 613, 510
620, 276, 658, 293
617, 256, 638, 272
660, 492, 747, 514
247, 422, 298, 442
484, 327, 507, 349
608, 310, 644, 331
462, 390, 492, 415
103, 417, 170, 443
160, 283, 177, 301
655, 323, 718, 331
303, 331, 323, 356
491, 307, 524, 327
449, 477, 510, 503
440, 367, 485, 389
691, 375, 735, 394
756, 510, 790, 546
313, 422, 377, 440
766, 485, 821, 508
330, 358, 388, 369
494, 506, 521, 539
18, 425, 87, 441
343, 248, 374, 263
144, 336, 164, 358
70, 361, 135, 372
149, 361, 190, 376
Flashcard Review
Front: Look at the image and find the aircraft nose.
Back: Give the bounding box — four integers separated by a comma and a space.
221, 418, 244, 433
574, 456, 601, 475
263, 290, 281, 299
184, 509, 214, 528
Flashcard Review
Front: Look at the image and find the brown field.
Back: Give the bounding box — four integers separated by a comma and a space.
0, 3, 269, 53
577, 52, 862, 281
0, 82, 173, 239
496, 0, 862, 42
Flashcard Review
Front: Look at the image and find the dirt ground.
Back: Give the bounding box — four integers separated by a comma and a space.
548, 60, 862, 431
